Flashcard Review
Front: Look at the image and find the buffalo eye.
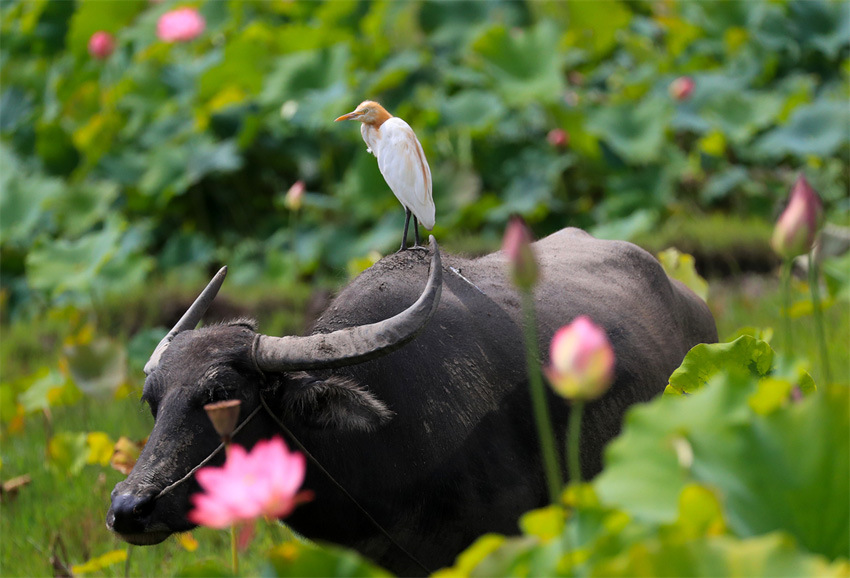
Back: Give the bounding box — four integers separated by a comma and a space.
140, 392, 159, 419
141, 377, 161, 419
197, 366, 241, 408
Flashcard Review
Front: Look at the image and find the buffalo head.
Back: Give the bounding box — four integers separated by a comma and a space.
107, 237, 442, 546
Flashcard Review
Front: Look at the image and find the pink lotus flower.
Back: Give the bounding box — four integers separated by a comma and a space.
88, 31, 115, 60
189, 436, 311, 529
545, 316, 615, 401
547, 128, 569, 149
284, 181, 306, 211
771, 174, 824, 259
157, 7, 205, 43
669, 76, 695, 101
503, 216, 538, 290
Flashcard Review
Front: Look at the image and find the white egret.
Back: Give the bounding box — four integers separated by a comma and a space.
335, 101, 435, 251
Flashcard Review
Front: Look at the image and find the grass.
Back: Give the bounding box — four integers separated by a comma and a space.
633, 213, 778, 277
710, 274, 850, 385
1, 269, 848, 577
1, 395, 285, 577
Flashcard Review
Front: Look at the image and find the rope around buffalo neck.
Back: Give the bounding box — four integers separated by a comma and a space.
153, 404, 263, 500
149, 374, 431, 573
248, 334, 430, 572
255, 393, 432, 575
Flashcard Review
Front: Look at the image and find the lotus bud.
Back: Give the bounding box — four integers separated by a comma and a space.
88, 31, 115, 60
503, 216, 538, 290
157, 7, 206, 43
284, 181, 306, 211
547, 128, 569, 149
771, 174, 824, 259
545, 316, 615, 401
204, 400, 241, 444
669, 76, 695, 101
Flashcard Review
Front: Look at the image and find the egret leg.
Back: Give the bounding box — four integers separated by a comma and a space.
398, 209, 412, 252
410, 217, 428, 251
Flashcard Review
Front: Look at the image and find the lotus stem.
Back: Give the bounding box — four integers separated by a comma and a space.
808, 251, 831, 384
223, 438, 239, 574
231, 524, 239, 575
567, 401, 584, 486
521, 291, 563, 504
124, 545, 132, 578
266, 517, 284, 544
781, 258, 793, 355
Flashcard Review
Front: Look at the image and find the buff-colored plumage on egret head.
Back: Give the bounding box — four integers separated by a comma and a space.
336, 101, 435, 251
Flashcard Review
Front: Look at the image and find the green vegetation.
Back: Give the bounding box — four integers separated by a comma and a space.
1, 0, 848, 576
2, 278, 846, 576
1, 0, 848, 317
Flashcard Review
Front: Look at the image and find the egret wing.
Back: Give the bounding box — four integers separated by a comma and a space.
375, 118, 435, 230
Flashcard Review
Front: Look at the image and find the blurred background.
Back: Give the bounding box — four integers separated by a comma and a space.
0, 1, 848, 574
2, 0, 848, 317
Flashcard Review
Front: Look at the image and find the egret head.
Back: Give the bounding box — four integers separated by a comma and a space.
335, 101, 392, 126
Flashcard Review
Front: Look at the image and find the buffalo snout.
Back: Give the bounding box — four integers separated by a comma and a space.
107, 485, 176, 545
108, 491, 156, 534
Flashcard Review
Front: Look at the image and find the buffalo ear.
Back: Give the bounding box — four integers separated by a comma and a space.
281, 374, 394, 433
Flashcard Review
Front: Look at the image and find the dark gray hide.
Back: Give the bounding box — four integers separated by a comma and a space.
107, 228, 716, 575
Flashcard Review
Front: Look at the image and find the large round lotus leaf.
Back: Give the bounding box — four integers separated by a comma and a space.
596, 372, 849, 561
755, 100, 850, 159
593, 532, 849, 578
665, 336, 774, 395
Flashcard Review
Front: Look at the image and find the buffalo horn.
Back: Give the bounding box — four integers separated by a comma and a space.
254, 236, 442, 372
143, 266, 228, 375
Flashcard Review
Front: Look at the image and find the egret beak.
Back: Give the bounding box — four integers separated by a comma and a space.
335, 111, 360, 122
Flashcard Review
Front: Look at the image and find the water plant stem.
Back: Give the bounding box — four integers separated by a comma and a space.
231, 525, 239, 575
781, 258, 793, 354
266, 517, 284, 544
224, 442, 239, 575
808, 252, 832, 384
124, 545, 132, 578
567, 401, 585, 486
521, 291, 563, 504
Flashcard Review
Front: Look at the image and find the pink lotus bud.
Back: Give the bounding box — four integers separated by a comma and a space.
88, 31, 115, 60
547, 128, 569, 149
502, 216, 538, 290
545, 316, 615, 401
284, 181, 306, 211
669, 76, 695, 101
771, 174, 824, 258
204, 400, 241, 444
157, 7, 206, 43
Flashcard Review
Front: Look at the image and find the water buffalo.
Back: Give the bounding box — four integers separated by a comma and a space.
107, 229, 717, 575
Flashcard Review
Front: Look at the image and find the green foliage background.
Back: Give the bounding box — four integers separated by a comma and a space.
2, 0, 848, 317
1, 1, 849, 576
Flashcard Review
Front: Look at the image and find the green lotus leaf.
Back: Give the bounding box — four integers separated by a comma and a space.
471, 22, 563, 106
666, 336, 774, 396
598, 372, 850, 560
594, 532, 848, 578
755, 100, 850, 159
586, 98, 671, 165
